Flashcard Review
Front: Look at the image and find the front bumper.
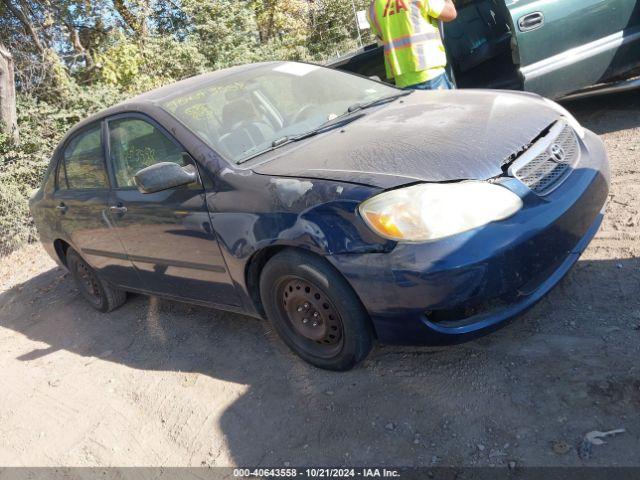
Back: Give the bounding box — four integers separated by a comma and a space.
328, 129, 610, 345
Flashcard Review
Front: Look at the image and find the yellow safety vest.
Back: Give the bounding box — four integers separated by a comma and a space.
367, 0, 447, 87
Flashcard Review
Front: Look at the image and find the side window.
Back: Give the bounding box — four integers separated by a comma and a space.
108, 117, 186, 188
59, 124, 108, 189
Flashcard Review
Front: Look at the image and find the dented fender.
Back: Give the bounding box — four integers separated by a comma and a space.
205, 168, 393, 314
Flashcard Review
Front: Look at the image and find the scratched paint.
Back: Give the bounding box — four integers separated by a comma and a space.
270, 178, 314, 208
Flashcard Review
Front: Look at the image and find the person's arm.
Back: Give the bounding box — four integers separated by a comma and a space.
439, 0, 457, 22
367, 5, 383, 40
425, 0, 457, 22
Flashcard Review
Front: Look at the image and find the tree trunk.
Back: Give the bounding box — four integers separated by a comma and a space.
0, 44, 18, 143
67, 22, 95, 69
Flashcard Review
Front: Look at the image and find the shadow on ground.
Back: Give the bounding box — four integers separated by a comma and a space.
1, 255, 638, 466
562, 89, 640, 135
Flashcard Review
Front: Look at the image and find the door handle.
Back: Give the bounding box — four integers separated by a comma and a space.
56, 202, 68, 214
518, 12, 544, 32
109, 204, 128, 215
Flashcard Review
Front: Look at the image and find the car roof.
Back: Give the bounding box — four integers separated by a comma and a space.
68, 61, 283, 134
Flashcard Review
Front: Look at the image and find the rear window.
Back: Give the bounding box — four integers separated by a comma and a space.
58, 124, 108, 189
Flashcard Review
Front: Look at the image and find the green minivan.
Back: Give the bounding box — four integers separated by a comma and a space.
331, 0, 640, 99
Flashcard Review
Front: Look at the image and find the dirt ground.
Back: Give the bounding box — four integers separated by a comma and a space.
0, 90, 639, 468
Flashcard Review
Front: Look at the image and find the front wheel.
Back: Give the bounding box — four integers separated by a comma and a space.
260, 249, 373, 370
66, 248, 127, 313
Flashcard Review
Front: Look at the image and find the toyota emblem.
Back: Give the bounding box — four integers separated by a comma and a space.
549, 143, 565, 162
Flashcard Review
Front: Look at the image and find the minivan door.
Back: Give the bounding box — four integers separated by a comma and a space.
505, 0, 640, 98
104, 114, 240, 306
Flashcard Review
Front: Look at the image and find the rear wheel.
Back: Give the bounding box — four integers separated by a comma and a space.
66, 248, 127, 312
260, 249, 373, 370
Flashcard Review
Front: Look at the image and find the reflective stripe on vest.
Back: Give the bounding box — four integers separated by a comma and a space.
383, 31, 439, 71
383, 31, 440, 51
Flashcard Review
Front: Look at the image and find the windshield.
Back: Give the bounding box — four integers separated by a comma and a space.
161, 62, 400, 163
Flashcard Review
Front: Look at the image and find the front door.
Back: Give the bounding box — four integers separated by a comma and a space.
105, 114, 240, 306
505, 0, 640, 98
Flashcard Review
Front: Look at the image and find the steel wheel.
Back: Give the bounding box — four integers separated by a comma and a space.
66, 248, 127, 312
278, 276, 344, 358
72, 254, 104, 307
260, 249, 373, 370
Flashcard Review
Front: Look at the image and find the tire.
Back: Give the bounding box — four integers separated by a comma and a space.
66, 248, 127, 313
260, 249, 373, 371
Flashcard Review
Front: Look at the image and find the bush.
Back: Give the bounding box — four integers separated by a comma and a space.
95, 34, 208, 92
0, 180, 34, 257
0, 126, 43, 256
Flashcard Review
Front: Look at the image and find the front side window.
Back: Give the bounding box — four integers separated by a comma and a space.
108, 117, 185, 188
59, 124, 108, 189
161, 63, 399, 163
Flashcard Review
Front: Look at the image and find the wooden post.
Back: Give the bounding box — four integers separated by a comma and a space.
0, 43, 18, 143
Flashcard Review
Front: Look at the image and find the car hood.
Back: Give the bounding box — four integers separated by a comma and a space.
251, 89, 560, 189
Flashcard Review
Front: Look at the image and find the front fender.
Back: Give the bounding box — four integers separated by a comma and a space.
207, 170, 392, 314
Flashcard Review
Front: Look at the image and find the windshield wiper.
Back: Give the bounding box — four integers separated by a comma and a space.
267, 92, 412, 148
236, 91, 411, 164
236, 112, 366, 164
346, 90, 413, 114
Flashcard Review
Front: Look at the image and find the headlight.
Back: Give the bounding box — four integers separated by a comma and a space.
543, 98, 585, 139
359, 181, 523, 242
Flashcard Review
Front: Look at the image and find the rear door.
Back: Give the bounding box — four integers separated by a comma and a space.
505, 0, 640, 98
104, 113, 240, 306
53, 122, 139, 287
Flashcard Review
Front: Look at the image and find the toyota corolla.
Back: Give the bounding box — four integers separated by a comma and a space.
30, 62, 610, 370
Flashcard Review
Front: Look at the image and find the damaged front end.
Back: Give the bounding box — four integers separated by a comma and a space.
324, 119, 609, 344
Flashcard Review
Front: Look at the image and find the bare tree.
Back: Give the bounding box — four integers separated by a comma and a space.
0, 43, 18, 143
113, 0, 148, 37
1, 0, 71, 90
0, 0, 46, 55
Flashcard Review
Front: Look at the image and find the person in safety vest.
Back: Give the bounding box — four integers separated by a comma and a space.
367, 0, 457, 90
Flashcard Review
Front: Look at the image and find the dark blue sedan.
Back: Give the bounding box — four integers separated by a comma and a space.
30, 62, 609, 370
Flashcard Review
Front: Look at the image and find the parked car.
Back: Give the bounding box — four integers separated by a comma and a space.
330, 0, 640, 99
30, 62, 609, 370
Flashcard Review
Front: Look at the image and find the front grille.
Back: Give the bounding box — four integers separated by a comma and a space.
511, 123, 579, 195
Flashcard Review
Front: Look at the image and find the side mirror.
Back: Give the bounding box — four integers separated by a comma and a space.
134, 162, 198, 194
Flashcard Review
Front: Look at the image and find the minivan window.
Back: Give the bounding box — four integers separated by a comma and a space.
59, 124, 108, 189
108, 117, 185, 188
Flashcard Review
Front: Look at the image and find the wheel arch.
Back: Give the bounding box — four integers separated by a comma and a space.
244, 245, 289, 318
53, 238, 72, 267
244, 245, 377, 339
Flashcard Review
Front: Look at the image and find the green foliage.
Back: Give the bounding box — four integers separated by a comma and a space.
0, 123, 39, 256
182, 0, 260, 68
94, 33, 208, 92
146, 37, 208, 81
0, 180, 33, 256
94, 35, 145, 89
253, 0, 309, 43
